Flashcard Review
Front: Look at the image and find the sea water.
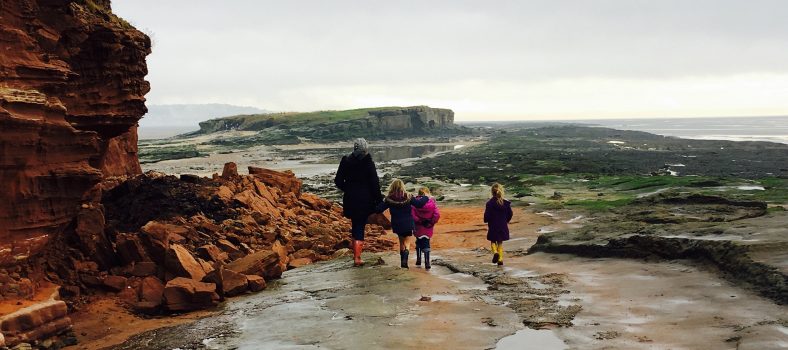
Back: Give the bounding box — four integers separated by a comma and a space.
588, 115, 788, 144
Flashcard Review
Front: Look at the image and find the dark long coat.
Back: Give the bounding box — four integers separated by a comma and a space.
377, 194, 428, 235
483, 199, 513, 241
334, 153, 383, 219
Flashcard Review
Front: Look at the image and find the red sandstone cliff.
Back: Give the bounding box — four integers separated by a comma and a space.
0, 0, 150, 268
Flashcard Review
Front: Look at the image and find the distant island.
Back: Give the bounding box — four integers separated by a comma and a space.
191, 106, 468, 143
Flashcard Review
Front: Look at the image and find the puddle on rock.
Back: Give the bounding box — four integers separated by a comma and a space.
429, 294, 461, 302
662, 234, 758, 242
436, 272, 488, 291
537, 226, 558, 234
503, 267, 538, 278
496, 329, 567, 350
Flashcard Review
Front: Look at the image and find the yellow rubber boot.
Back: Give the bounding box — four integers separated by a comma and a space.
491, 242, 500, 264
497, 242, 504, 265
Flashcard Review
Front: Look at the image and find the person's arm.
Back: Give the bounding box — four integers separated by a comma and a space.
507, 203, 513, 223
376, 200, 389, 213
368, 158, 383, 203
432, 202, 441, 224
483, 202, 490, 223
411, 196, 429, 208
334, 157, 347, 191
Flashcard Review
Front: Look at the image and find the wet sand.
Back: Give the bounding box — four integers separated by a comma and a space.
89, 205, 786, 349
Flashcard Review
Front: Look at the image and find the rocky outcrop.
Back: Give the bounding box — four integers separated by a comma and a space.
194, 106, 465, 143
529, 194, 787, 305
0, 299, 72, 348
0, 0, 150, 279
366, 106, 454, 130
42, 164, 394, 316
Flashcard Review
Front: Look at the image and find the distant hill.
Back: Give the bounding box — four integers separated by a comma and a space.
139, 103, 269, 139
194, 106, 466, 143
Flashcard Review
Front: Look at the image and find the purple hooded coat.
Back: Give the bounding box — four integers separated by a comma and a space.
484, 198, 513, 242
411, 196, 440, 238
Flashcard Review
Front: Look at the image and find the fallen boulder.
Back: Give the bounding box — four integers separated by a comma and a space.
226, 250, 282, 280
248, 166, 302, 194
165, 244, 208, 281
203, 268, 249, 297
163, 278, 220, 312
246, 275, 266, 292
102, 275, 127, 292
197, 244, 229, 264
288, 258, 313, 269
139, 276, 165, 301
221, 162, 238, 178
115, 233, 150, 264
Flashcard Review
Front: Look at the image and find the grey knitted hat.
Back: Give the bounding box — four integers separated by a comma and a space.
352, 138, 369, 157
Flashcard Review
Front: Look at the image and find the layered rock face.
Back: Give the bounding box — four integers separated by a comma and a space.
0, 1, 150, 268
367, 106, 454, 130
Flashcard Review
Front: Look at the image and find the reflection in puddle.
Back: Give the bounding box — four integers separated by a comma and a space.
370, 145, 457, 162
662, 234, 758, 242
436, 272, 488, 291
430, 294, 461, 302
496, 329, 567, 350
504, 267, 538, 278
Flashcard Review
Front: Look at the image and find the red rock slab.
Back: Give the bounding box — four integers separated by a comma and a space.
203, 269, 249, 297
3, 316, 72, 347
0, 300, 68, 334
233, 189, 279, 218
197, 244, 229, 264
138, 276, 165, 305
221, 162, 239, 178
288, 258, 313, 269
248, 166, 302, 194
102, 275, 127, 292
165, 244, 207, 281
163, 277, 219, 312
226, 250, 282, 280
246, 275, 267, 292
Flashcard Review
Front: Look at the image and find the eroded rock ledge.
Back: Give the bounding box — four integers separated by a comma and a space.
529, 193, 787, 305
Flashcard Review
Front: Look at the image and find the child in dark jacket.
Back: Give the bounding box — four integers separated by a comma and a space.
377, 179, 428, 268
484, 183, 513, 266
412, 187, 440, 270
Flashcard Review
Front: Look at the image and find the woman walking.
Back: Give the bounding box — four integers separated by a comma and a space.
334, 138, 383, 266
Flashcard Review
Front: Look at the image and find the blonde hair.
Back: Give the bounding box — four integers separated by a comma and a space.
388, 179, 406, 197
491, 183, 505, 205
418, 187, 431, 196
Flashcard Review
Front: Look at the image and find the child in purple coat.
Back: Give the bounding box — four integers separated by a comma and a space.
484, 183, 513, 266
412, 187, 440, 270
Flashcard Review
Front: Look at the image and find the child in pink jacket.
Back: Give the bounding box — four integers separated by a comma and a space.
411, 187, 440, 269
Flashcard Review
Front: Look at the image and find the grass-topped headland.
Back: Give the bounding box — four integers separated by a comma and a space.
192, 106, 469, 143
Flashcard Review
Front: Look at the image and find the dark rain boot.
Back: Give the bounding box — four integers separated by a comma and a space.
424, 250, 431, 270
415, 246, 422, 266
400, 249, 409, 269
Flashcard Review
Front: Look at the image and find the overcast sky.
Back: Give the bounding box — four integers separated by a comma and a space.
114, 0, 788, 121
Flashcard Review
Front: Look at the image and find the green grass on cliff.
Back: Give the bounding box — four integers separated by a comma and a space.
217, 107, 405, 129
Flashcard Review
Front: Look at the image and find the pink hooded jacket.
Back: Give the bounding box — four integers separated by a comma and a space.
411, 196, 440, 238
